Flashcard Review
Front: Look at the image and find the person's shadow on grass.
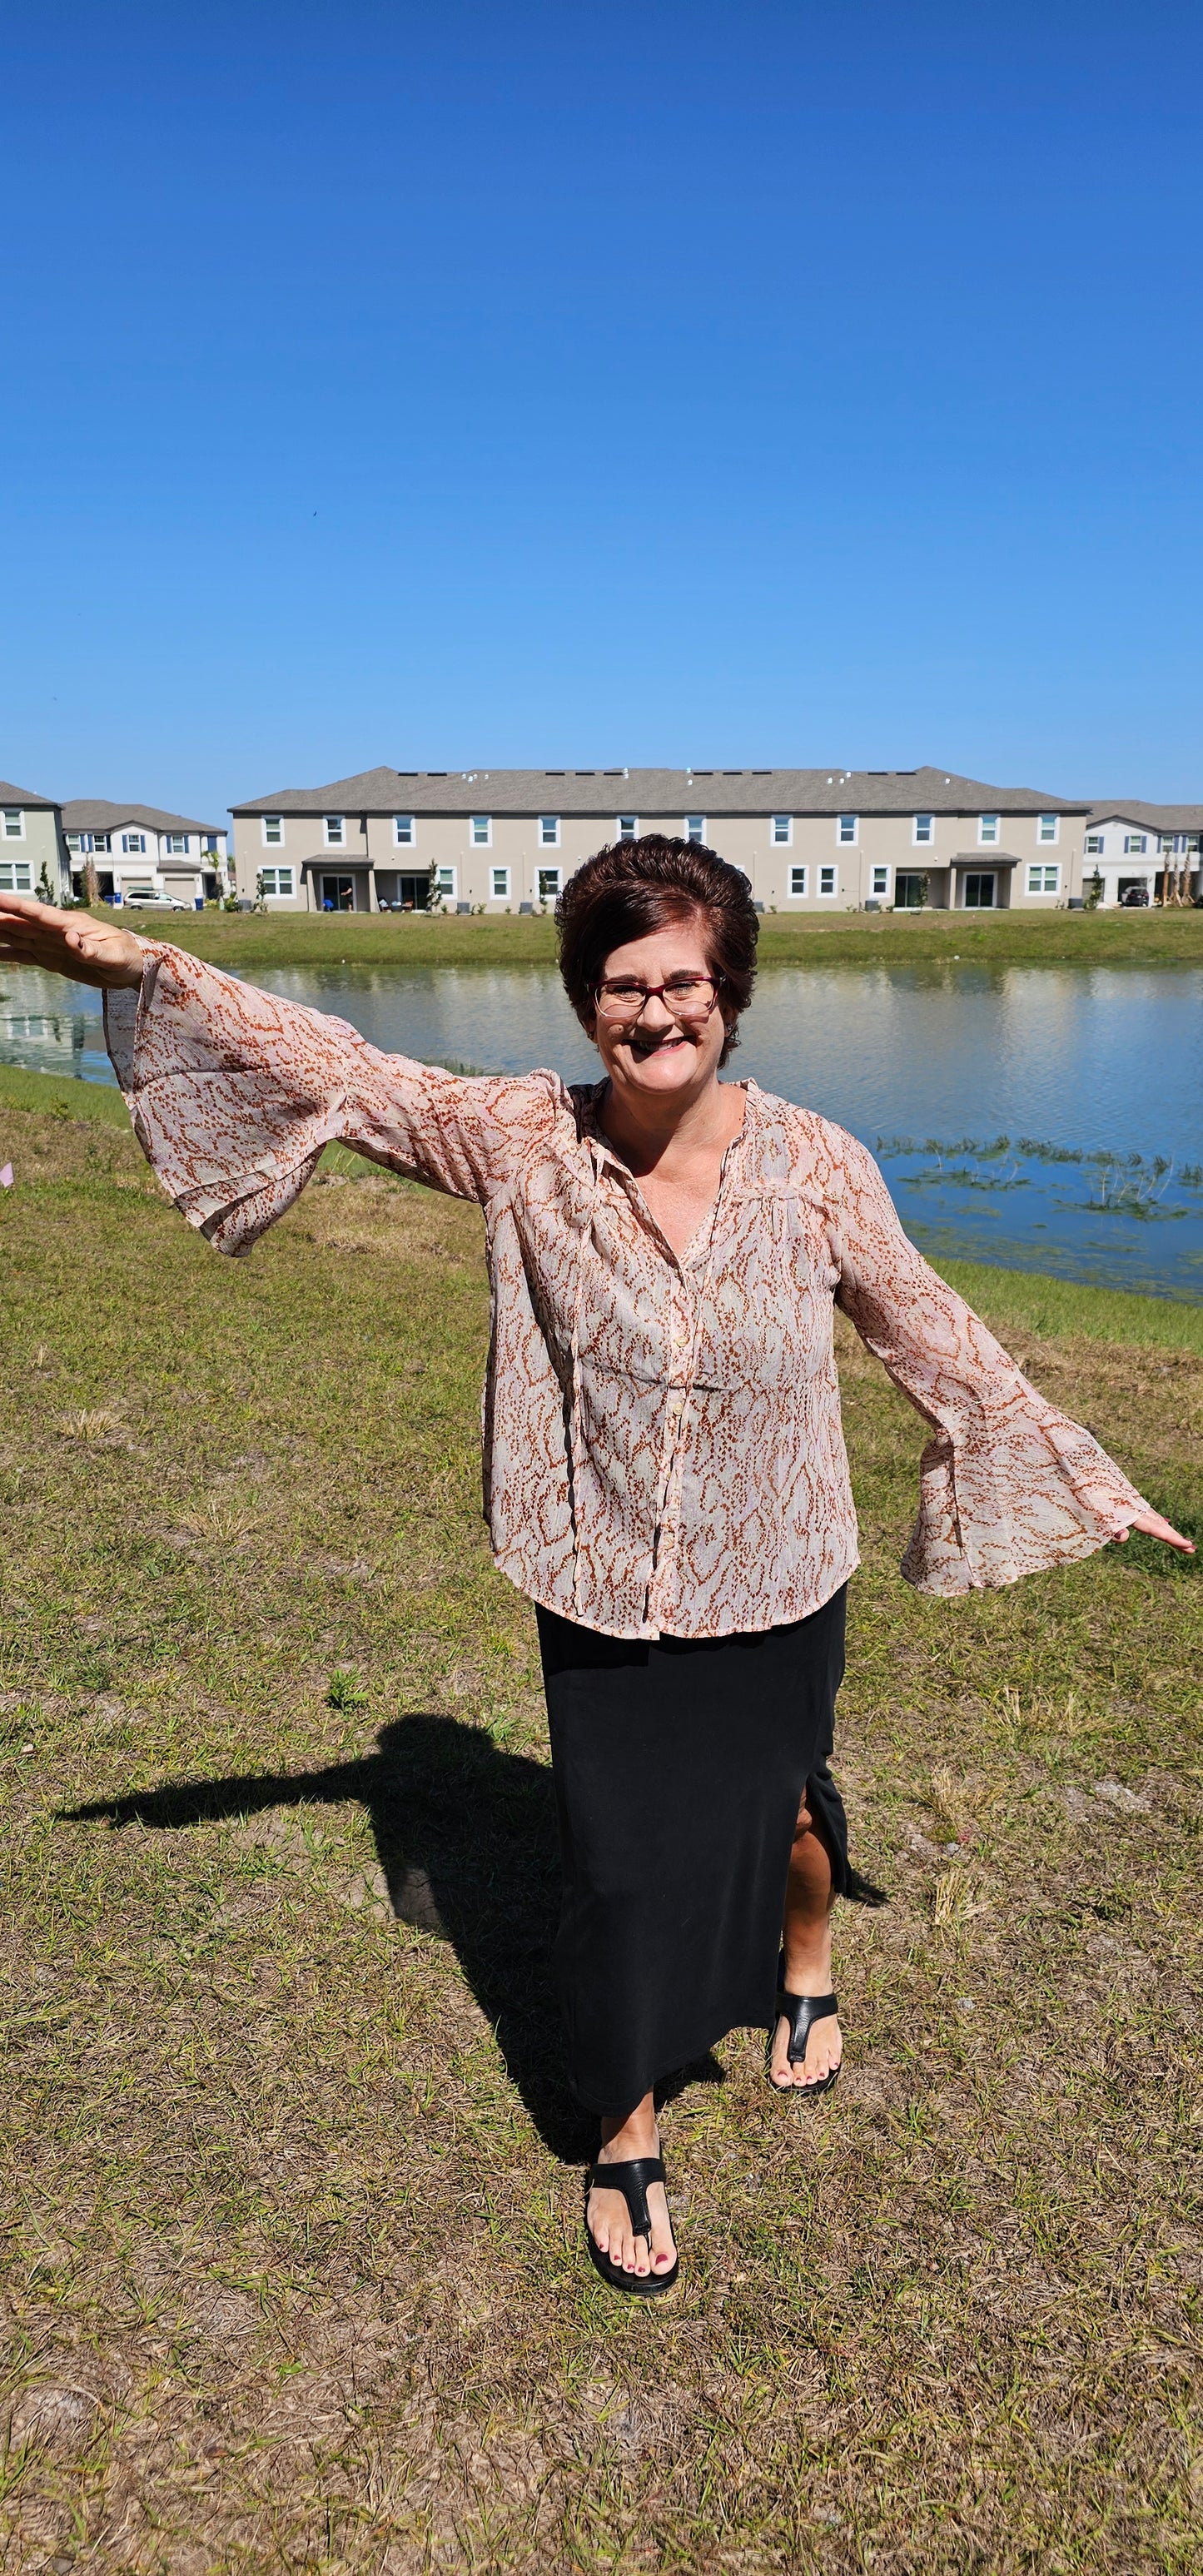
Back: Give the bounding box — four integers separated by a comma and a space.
63, 1714, 607, 2160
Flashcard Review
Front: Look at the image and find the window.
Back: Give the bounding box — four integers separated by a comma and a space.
1027, 864, 1061, 895
259, 866, 294, 898
539, 816, 560, 848
471, 815, 491, 846
894, 873, 926, 910
617, 815, 638, 841
963, 872, 996, 908
490, 866, 510, 900
772, 815, 793, 845
324, 815, 345, 846
201, 833, 219, 853
685, 815, 705, 843
435, 866, 457, 902
1124, 833, 1147, 854
978, 815, 1000, 844
262, 816, 284, 846
122, 833, 147, 854
1037, 814, 1059, 844
2, 808, 24, 839
871, 866, 890, 896
912, 814, 933, 844
538, 867, 562, 902
838, 815, 858, 845
93, 833, 112, 853
394, 816, 415, 846
788, 865, 808, 898
163, 833, 189, 854
818, 864, 838, 897
1085, 833, 1104, 855
0, 860, 32, 892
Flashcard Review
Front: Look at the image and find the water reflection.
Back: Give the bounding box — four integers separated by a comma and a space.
2, 958, 1200, 1299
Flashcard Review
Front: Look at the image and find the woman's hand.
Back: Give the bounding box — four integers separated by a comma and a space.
1115, 1509, 1194, 1555
0, 892, 145, 991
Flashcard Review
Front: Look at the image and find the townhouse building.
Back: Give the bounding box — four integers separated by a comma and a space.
1080, 802, 1203, 908
231, 766, 1091, 914
0, 778, 71, 903
62, 802, 230, 908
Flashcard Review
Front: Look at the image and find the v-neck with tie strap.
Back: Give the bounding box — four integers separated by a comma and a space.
106, 945, 1149, 1642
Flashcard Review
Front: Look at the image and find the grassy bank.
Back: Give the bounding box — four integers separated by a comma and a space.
77, 902, 1203, 972
2, 1090, 1201, 2572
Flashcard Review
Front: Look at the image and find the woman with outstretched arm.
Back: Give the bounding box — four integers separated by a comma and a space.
1, 842, 1189, 2300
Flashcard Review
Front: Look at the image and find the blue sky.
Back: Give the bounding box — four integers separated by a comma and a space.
2, 0, 1201, 822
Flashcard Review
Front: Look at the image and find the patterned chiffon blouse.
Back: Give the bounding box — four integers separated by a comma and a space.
106, 945, 1147, 1641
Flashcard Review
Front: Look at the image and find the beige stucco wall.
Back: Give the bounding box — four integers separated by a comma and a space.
233, 799, 1087, 913
0, 803, 68, 899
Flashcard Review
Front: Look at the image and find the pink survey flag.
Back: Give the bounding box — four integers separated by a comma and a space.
0, 1166, 12, 1188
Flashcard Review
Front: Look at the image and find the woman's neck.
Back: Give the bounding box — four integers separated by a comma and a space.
598, 1072, 747, 1179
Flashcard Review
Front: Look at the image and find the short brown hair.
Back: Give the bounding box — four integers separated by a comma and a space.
554, 834, 758, 1065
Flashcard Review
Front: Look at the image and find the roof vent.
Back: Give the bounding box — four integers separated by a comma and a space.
426, 771, 447, 777
603, 768, 624, 776
545, 769, 565, 776
722, 769, 743, 775
574, 769, 595, 775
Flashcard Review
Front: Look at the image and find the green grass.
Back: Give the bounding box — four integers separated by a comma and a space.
2, 1100, 1201, 2571
81, 901, 1203, 971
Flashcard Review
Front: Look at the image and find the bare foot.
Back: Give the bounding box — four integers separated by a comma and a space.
587, 2096, 677, 2280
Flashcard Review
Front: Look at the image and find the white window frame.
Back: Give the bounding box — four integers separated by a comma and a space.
393, 815, 415, 847
259, 865, 295, 898
837, 814, 858, 846
2, 808, 26, 841
261, 816, 285, 847
539, 815, 560, 848
617, 815, 638, 842
490, 865, 511, 901
537, 864, 562, 903
684, 815, 706, 844
163, 833, 189, 854
870, 864, 891, 897
1123, 833, 1147, 855
818, 863, 838, 898
978, 814, 1000, 845
470, 815, 492, 848
323, 815, 345, 847
788, 864, 808, 898
0, 858, 32, 892
122, 833, 147, 854
434, 865, 458, 903
1037, 813, 1060, 845
912, 813, 934, 845
1027, 863, 1061, 896
1084, 833, 1104, 855
772, 815, 793, 846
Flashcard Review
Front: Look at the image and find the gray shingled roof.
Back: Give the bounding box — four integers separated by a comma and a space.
61, 799, 224, 835
232, 764, 1088, 819
0, 779, 60, 810
1082, 799, 1203, 833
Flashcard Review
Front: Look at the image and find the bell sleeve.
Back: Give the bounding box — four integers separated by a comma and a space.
104, 941, 562, 1257
828, 1126, 1150, 1594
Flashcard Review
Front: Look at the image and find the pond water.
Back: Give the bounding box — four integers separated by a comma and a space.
3, 957, 1201, 1300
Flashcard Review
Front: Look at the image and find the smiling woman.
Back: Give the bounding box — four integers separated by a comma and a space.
0, 857, 1190, 2309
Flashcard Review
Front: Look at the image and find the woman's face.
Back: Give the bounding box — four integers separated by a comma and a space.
588, 913, 732, 1106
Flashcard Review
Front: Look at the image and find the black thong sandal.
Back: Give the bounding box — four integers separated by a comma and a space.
584, 2156, 679, 2297
767, 1957, 842, 2099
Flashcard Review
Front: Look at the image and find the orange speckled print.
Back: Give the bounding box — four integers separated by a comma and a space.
106, 946, 1148, 1640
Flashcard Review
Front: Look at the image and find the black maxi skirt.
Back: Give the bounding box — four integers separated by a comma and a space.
535, 1582, 851, 2119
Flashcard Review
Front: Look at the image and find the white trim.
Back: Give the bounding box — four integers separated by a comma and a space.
394, 814, 415, 847
977, 814, 1000, 845
684, 814, 706, 844
837, 814, 858, 846
435, 865, 458, 903
490, 864, 511, 901
258, 865, 295, 898
470, 814, 492, 847
1036, 813, 1060, 845
912, 813, 934, 846
869, 864, 891, 897
537, 864, 562, 902
261, 815, 285, 847
818, 863, 838, 897
1027, 863, 1061, 896
323, 814, 345, 847
0, 858, 33, 891
617, 815, 639, 841
772, 814, 793, 846
2, 808, 26, 841
788, 863, 808, 898
539, 814, 561, 848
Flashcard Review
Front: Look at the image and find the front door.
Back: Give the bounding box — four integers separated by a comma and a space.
321, 874, 355, 911
962, 872, 996, 909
